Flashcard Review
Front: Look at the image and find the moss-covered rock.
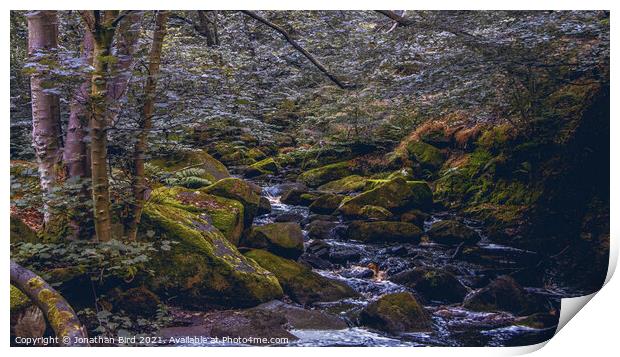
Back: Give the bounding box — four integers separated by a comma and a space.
346, 221, 423, 243
241, 223, 304, 259
244, 249, 359, 305
141, 199, 283, 308
258, 196, 272, 215
244, 158, 280, 178
309, 193, 344, 214
203, 178, 261, 226
317, 175, 367, 194
10, 285, 31, 314
406, 141, 445, 170
246, 147, 267, 161
358, 205, 393, 220
427, 220, 480, 246
399, 209, 430, 228
338, 178, 432, 217
151, 149, 230, 183
463, 276, 536, 315
359, 292, 432, 333
298, 161, 356, 188
390, 267, 468, 303
150, 186, 245, 245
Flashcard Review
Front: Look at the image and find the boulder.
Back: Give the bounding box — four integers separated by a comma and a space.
244, 158, 280, 178
245, 249, 359, 305
279, 184, 311, 205
463, 276, 536, 315
155, 186, 245, 245
151, 149, 230, 182
254, 300, 348, 330
257, 196, 272, 215
390, 267, 468, 303
298, 161, 356, 187
399, 209, 430, 228
309, 193, 344, 214
406, 141, 445, 170
359, 292, 432, 333
306, 220, 338, 240
241, 223, 304, 260
141, 199, 283, 308
346, 221, 423, 243
358, 205, 393, 220
203, 178, 261, 226
338, 178, 432, 217
317, 175, 367, 194
427, 220, 480, 245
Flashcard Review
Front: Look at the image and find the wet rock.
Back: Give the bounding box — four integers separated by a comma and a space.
328, 245, 362, 264
341, 266, 375, 279
257, 196, 272, 215
317, 175, 367, 194
359, 292, 433, 333
245, 249, 360, 305
304, 214, 336, 223
309, 193, 345, 214
399, 209, 430, 228
463, 276, 537, 315
274, 213, 304, 223
203, 177, 261, 226
298, 254, 334, 270
254, 300, 348, 330
346, 221, 423, 243
280, 184, 311, 205
390, 267, 468, 303
427, 220, 480, 245
242, 222, 304, 259
306, 220, 337, 240
306, 240, 331, 259
298, 161, 356, 187
338, 178, 432, 217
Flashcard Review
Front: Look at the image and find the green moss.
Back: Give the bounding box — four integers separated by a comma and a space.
141, 197, 283, 308
476, 124, 513, 153
203, 178, 260, 226
244, 249, 358, 305
151, 149, 229, 183
360, 292, 432, 333
406, 141, 445, 170
246, 158, 280, 177
298, 161, 356, 187
246, 148, 267, 161
10, 216, 38, 243
317, 175, 368, 193
10, 285, 31, 314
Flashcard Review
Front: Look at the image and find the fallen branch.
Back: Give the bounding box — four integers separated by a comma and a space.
10, 260, 90, 346
241, 10, 351, 89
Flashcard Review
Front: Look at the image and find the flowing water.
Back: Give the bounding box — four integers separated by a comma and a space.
245, 177, 563, 347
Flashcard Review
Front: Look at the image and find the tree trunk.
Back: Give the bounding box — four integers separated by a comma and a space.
197, 10, 220, 47
87, 10, 120, 242
126, 11, 169, 241
26, 11, 63, 225
10, 260, 90, 346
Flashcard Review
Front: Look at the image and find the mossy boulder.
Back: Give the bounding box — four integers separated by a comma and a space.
358, 205, 393, 220
11, 215, 38, 243
244, 158, 280, 178
427, 220, 480, 246
338, 178, 432, 217
151, 149, 230, 183
463, 276, 536, 315
406, 141, 445, 171
360, 292, 432, 333
258, 196, 272, 215
10, 285, 32, 314
203, 178, 261, 226
390, 267, 468, 303
140, 199, 283, 308
246, 147, 267, 161
309, 193, 344, 214
244, 249, 359, 305
399, 209, 430, 228
279, 183, 310, 205
346, 221, 423, 243
298, 161, 356, 188
306, 220, 338, 240
151, 186, 245, 245
241, 223, 304, 260
317, 175, 367, 194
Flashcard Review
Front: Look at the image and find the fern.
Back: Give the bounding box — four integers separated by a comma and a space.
163, 168, 211, 188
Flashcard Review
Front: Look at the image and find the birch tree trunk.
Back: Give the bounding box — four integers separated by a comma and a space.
126, 11, 169, 241
85, 10, 121, 242
26, 11, 63, 225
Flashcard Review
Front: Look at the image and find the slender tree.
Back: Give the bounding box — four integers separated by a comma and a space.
26, 11, 63, 226
126, 11, 169, 240
80, 10, 126, 242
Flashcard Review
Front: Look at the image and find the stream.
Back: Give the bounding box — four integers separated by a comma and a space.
250, 175, 562, 347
